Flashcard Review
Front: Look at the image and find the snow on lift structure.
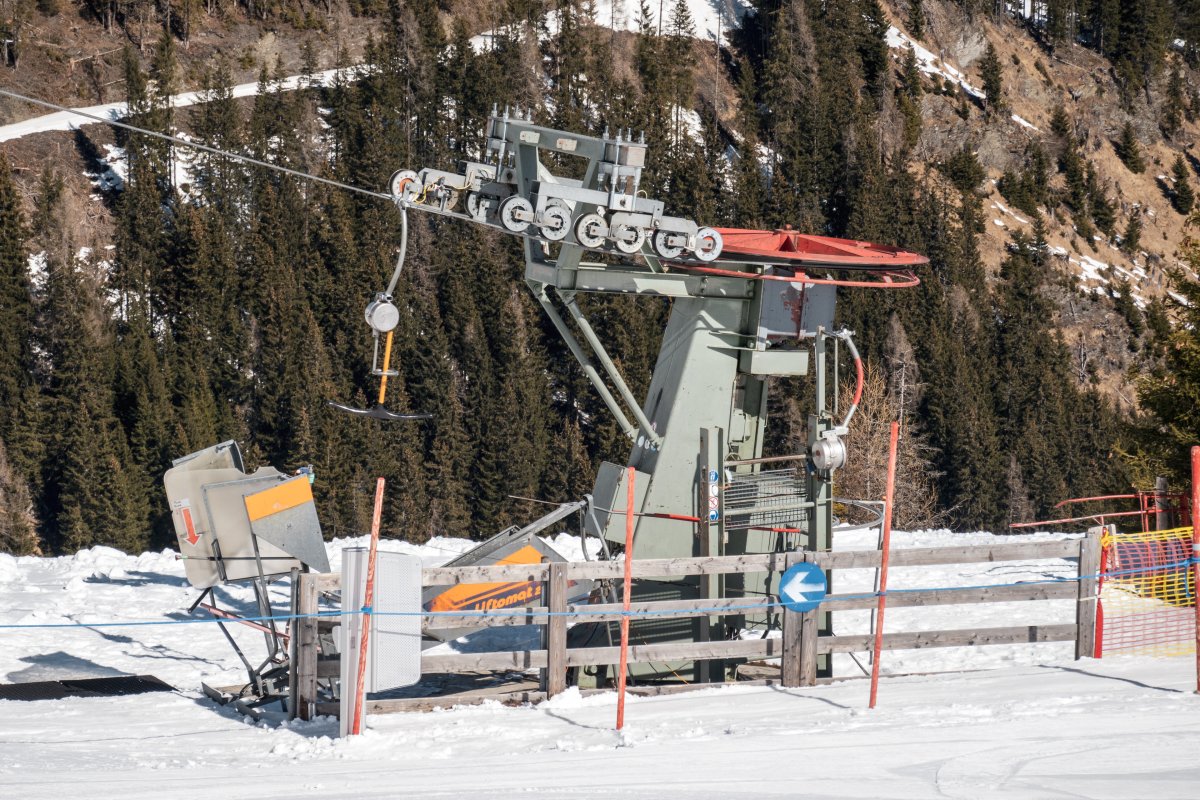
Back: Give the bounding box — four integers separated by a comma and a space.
362, 107, 927, 681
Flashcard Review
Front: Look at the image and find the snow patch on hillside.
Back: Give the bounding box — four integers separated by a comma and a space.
0, 66, 369, 144
886, 26, 985, 99
1011, 113, 1040, 131
471, 0, 751, 52
26, 251, 47, 291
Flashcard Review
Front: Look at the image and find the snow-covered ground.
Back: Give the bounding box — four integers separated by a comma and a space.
0, 67, 365, 143
2, 528, 1197, 798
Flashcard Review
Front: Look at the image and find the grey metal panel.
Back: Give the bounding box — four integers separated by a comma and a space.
340, 548, 423, 735
801, 285, 836, 333
571, 268, 754, 299
742, 348, 809, 376
164, 465, 247, 589
757, 283, 835, 340
201, 469, 303, 583
250, 499, 330, 574
437, 501, 586, 570
587, 462, 649, 542
169, 440, 243, 471
604, 297, 745, 558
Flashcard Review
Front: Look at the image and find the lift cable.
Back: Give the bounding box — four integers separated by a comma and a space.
0, 87, 392, 202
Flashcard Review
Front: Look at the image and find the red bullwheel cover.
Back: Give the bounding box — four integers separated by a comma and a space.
714, 227, 928, 270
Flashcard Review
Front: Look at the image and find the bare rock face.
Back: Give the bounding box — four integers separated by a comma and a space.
949, 29, 989, 69
975, 129, 1020, 173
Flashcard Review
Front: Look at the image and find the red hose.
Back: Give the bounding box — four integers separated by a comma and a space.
666, 262, 921, 289
852, 354, 864, 407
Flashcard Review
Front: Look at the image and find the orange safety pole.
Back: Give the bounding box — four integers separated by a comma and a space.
352, 477, 386, 735
1191, 447, 1200, 694
869, 421, 900, 709
616, 467, 635, 730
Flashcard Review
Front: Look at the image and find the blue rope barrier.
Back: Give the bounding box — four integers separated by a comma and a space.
0, 557, 1195, 630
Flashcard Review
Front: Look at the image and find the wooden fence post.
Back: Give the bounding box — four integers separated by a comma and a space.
546, 562, 568, 698
1155, 476, 1170, 530
1076, 532, 1101, 660
781, 551, 819, 687
781, 551, 802, 687
799, 605, 819, 686
294, 572, 319, 720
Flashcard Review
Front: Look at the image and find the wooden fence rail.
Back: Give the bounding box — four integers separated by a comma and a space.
292, 533, 1100, 716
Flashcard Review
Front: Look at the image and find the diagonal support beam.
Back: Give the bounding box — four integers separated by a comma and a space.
556, 288, 664, 448
530, 283, 641, 443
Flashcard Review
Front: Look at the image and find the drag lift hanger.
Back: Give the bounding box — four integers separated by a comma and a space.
328, 202, 435, 421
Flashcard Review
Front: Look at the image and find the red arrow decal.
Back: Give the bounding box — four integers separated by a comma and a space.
181, 507, 200, 546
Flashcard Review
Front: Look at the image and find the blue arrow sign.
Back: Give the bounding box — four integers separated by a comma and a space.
778, 562, 827, 613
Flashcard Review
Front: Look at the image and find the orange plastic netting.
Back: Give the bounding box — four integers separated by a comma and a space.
1099, 526, 1197, 657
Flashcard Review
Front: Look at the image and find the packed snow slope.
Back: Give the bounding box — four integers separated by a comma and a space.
2, 529, 1198, 798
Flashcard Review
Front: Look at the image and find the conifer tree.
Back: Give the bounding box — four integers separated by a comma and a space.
1162, 68, 1186, 137
901, 46, 923, 97
1137, 213, 1200, 477
1172, 154, 1195, 214
1085, 0, 1121, 57
0, 438, 38, 555
1177, 0, 1200, 66
0, 155, 34, 458
1122, 212, 1143, 253
908, 0, 925, 39
1049, 105, 1072, 139
1114, 121, 1145, 173
1086, 164, 1116, 237
40, 231, 149, 553
1113, 0, 1172, 99
979, 41, 1004, 114
1045, 0, 1073, 45
1112, 279, 1144, 340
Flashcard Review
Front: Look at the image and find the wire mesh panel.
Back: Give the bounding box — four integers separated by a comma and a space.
723, 468, 809, 533
1099, 527, 1196, 657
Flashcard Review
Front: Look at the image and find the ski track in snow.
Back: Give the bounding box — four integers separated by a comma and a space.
0, 67, 368, 144
2, 528, 1199, 797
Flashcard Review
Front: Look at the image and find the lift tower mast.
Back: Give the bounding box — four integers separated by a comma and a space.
375, 108, 925, 678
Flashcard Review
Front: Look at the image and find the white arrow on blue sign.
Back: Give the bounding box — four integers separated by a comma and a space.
778, 562, 827, 613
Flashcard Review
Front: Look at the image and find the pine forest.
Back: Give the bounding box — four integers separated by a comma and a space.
2, 0, 1200, 556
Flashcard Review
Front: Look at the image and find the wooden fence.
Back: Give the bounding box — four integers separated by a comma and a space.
291, 533, 1101, 717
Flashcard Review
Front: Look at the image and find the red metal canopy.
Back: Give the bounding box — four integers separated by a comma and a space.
715, 227, 929, 270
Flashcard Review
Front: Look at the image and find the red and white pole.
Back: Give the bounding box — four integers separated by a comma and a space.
351, 477, 386, 735
1191, 447, 1199, 695
616, 467, 635, 730
869, 421, 900, 709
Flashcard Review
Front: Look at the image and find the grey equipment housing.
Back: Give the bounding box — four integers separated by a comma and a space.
164, 440, 330, 588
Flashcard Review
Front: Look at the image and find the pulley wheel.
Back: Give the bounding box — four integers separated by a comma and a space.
498, 195, 533, 233
693, 227, 723, 262
388, 169, 421, 203
574, 213, 607, 249
540, 205, 572, 242
652, 229, 685, 260
612, 223, 646, 255
466, 191, 490, 221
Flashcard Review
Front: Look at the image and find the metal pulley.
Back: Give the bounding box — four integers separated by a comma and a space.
365, 294, 400, 334
388, 170, 422, 205
811, 434, 847, 473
